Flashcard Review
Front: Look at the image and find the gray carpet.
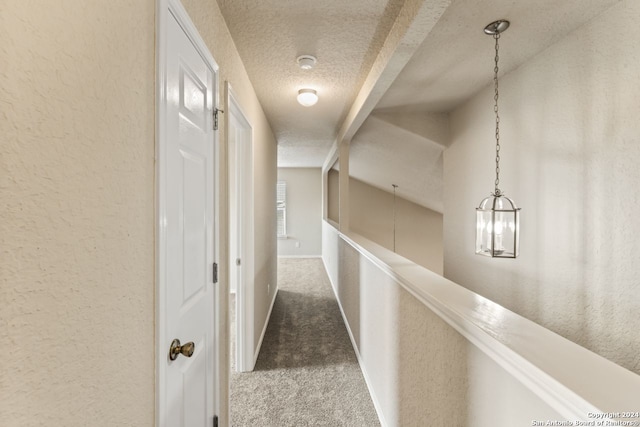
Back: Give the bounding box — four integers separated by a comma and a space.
230, 257, 380, 427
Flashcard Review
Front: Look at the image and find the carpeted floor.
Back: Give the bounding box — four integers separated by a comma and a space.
230, 257, 380, 427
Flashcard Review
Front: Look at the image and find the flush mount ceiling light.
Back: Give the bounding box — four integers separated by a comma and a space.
296, 55, 317, 70
476, 19, 521, 258
297, 89, 318, 107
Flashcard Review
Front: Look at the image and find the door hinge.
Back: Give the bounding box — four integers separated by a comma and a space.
213, 108, 224, 131
213, 415, 218, 427
213, 262, 218, 283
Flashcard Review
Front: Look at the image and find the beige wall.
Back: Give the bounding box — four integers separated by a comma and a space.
1, 1, 277, 426
277, 168, 322, 257
444, 0, 640, 375
0, 1, 156, 425
350, 177, 443, 274
327, 168, 340, 223
337, 237, 469, 426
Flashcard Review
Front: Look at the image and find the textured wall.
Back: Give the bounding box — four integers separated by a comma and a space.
0, 1, 277, 425
349, 177, 443, 274
337, 239, 468, 426
349, 114, 446, 214
0, 1, 155, 425
181, 1, 278, 421
277, 168, 322, 257
444, 0, 640, 375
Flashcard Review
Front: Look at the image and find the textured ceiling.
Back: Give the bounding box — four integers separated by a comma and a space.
218, 0, 620, 209
351, 0, 619, 210
376, 0, 620, 113
217, 0, 406, 167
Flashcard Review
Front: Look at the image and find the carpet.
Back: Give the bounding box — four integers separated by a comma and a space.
230, 257, 380, 426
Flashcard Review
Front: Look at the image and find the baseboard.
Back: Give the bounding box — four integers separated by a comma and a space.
277, 255, 322, 259
321, 255, 338, 295
321, 261, 388, 427
253, 287, 279, 366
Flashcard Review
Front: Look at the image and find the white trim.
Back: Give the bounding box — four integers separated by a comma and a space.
322, 257, 387, 427
226, 83, 255, 373
253, 288, 279, 366
211, 60, 222, 427
156, 1, 221, 425
154, 3, 166, 426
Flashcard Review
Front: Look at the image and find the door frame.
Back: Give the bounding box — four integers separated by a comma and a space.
226, 83, 255, 372
156, 0, 221, 425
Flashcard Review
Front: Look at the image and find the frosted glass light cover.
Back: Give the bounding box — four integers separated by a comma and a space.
476, 194, 520, 258
297, 89, 318, 107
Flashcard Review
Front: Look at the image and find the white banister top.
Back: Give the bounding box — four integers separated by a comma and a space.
339, 230, 640, 421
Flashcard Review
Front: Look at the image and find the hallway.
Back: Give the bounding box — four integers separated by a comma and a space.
230, 258, 380, 426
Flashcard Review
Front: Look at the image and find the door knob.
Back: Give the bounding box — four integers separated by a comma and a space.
169, 339, 195, 360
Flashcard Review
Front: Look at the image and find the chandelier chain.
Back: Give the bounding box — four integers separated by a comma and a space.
493, 32, 501, 196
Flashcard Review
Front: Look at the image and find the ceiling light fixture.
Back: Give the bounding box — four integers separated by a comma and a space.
296, 55, 317, 70
297, 89, 318, 107
476, 19, 520, 258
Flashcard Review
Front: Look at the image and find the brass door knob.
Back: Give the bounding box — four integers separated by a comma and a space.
169, 339, 195, 360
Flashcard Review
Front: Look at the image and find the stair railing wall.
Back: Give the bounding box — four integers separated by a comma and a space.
321, 220, 640, 427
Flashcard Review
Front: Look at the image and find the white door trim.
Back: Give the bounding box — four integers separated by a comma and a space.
156, 0, 221, 425
226, 83, 255, 372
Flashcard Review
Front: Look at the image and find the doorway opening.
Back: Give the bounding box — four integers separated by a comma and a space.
226, 83, 255, 372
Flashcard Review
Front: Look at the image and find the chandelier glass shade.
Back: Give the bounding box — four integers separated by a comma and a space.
476, 194, 519, 258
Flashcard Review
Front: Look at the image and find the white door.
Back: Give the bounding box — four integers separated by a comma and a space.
159, 6, 217, 427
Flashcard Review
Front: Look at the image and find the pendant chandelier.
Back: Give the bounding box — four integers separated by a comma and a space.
475, 20, 520, 258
